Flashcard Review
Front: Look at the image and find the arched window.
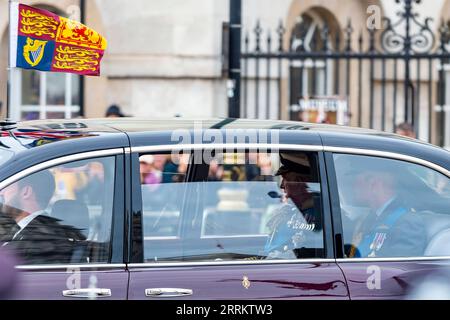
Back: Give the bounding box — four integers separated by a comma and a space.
289, 11, 333, 98
288, 9, 341, 123
12, 5, 81, 120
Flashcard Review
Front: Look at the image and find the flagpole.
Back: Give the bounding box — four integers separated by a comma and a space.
7, 0, 17, 120
6, 0, 12, 120
7, 0, 18, 121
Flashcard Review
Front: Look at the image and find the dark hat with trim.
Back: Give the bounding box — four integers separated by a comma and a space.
275, 153, 311, 176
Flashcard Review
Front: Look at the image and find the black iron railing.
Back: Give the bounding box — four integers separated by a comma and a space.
241, 0, 450, 147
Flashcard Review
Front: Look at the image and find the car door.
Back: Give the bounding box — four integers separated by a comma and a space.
325, 151, 450, 299
127, 144, 349, 300
0, 149, 128, 300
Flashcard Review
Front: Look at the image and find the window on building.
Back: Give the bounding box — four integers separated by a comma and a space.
19, 71, 81, 120
290, 13, 329, 97
289, 10, 342, 123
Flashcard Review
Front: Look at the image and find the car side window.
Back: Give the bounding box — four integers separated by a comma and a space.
140, 151, 325, 263
0, 156, 116, 265
140, 153, 189, 240
333, 154, 450, 259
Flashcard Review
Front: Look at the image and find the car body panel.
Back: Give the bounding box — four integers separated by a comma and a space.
337, 259, 450, 299
13, 268, 128, 300
128, 262, 348, 300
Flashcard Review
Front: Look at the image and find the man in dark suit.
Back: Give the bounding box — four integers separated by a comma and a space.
0, 170, 86, 265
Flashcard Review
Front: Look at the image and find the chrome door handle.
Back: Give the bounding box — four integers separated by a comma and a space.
145, 288, 193, 298
62, 288, 112, 298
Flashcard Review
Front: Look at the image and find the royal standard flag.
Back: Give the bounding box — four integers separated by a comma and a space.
9, 3, 107, 76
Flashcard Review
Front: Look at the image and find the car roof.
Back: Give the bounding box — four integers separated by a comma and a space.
0, 118, 448, 177
6, 117, 421, 138
13, 117, 378, 133
99, 118, 450, 171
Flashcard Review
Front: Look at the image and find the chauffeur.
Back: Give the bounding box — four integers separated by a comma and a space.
0, 170, 85, 264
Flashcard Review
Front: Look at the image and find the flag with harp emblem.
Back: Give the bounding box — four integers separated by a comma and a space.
9, 3, 107, 76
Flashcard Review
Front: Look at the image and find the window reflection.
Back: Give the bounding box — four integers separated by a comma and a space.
334, 154, 450, 258
0, 157, 115, 265
140, 151, 325, 263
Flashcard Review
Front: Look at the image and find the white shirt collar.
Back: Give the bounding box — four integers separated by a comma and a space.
14, 210, 45, 239
375, 196, 396, 217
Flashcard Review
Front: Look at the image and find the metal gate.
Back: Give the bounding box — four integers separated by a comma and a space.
241, 0, 450, 147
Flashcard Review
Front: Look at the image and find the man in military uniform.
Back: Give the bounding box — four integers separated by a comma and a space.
264, 153, 321, 259
346, 159, 426, 258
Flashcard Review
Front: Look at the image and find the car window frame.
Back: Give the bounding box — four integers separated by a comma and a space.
129, 143, 336, 266
0, 148, 126, 270
324, 147, 450, 263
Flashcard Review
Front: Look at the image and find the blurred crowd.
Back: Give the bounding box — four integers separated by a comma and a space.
139, 153, 277, 186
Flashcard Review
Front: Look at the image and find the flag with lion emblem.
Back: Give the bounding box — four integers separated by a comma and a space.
9, 3, 107, 76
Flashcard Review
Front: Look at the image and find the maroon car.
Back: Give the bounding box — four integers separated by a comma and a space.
0, 118, 449, 299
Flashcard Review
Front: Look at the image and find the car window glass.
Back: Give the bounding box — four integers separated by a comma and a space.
140, 154, 189, 240
333, 154, 450, 258
0, 156, 115, 265
140, 151, 325, 263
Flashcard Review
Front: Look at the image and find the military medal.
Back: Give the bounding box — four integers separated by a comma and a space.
370, 232, 387, 252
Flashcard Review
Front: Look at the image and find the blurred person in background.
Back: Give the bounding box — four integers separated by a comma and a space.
105, 105, 126, 118
161, 154, 182, 183
176, 153, 190, 180
75, 162, 105, 205
395, 122, 416, 138
208, 159, 224, 181
244, 153, 260, 181
139, 155, 161, 186
152, 155, 166, 179
257, 153, 275, 180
